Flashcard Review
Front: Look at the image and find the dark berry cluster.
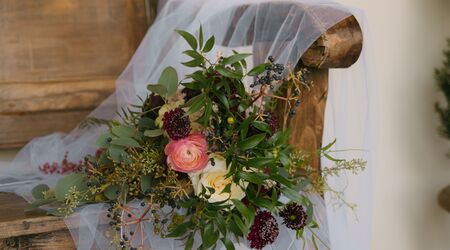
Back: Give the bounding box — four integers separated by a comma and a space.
265, 112, 279, 134
250, 56, 285, 90
247, 211, 279, 249
279, 202, 308, 230
162, 108, 191, 140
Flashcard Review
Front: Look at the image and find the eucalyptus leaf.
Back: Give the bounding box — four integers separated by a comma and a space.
147, 84, 168, 96
108, 145, 126, 162
144, 129, 163, 137
159, 66, 179, 97
140, 175, 152, 194
111, 125, 135, 138
32, 184, 50, 200
25, 198, 57, 213
54, 173, 87, 201
96, 132, 112, 148
111, 137, 140, 148
104, 185, 120, 200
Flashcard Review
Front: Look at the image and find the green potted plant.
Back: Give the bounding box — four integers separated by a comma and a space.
436, 39, 450, 211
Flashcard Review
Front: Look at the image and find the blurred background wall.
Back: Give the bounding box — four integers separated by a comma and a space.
0, 0, 449, 249
334, 0, 450, 249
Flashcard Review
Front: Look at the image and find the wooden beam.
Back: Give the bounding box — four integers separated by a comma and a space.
301, 16, 363, 68
0, 79, 115, 114
0, 110, 91, 149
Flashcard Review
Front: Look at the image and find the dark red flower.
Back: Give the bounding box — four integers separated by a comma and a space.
247, 211, 279, 249
279, 202, 308, 230
162, 108, 191, 140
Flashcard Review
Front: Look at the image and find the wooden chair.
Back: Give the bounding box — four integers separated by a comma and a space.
0, 1, 362, 248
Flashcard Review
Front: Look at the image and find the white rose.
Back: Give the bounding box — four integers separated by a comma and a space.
189, 156, 247, 205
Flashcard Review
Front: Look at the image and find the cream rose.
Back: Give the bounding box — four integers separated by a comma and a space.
189, 156, 247, 205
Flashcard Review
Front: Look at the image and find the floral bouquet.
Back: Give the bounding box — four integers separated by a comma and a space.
28, 27, 366, 250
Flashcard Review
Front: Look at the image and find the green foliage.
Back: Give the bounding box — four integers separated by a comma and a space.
54, 173, 87, 201
436, 39, 450, 151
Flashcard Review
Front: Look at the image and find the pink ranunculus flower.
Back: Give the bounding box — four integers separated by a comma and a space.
164, 133, 209, 173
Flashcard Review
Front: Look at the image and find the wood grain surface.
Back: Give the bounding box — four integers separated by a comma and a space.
0, 0, 149, 149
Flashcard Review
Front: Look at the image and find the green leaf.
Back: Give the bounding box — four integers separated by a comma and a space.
232, 214, 248, 235
111, 137, 140, 148
166, 221, 193, 238
238, 172, 267, 185
215, 65, 242, 79
202, 222, 220, 248
182, 58, 204, 68
231, 199, 255, 224
252, 121, 272, 134
176, 30, 197, 50
183, 50, 203, 60
111, 125, 135, 138
196, 98, 212, 124
281, 187, 302, 202
222, 53, 251, 65
198, 25, 204, 49
237, 133, 266, 150
147, 84, 168, 96
104, 184, 120, 200
140, 175, 152, 194
203, 36, 215, 52
108, 144, 126, 162
228, 220, 243, 237
54, 173, 87, 201
159, 66, 179, 97
183, 93, 206, 107
247, 63, 269, 76
138, 117, 155, 130
216, 215, 227, 236
221, 238, 235, 250
25, 198, 57, 213
96, 132, 112, 148
322, 139, 337, 151
144, 129, 164, 137
185, 233, 194, 250
213, 90, 230, 110
244, 157, 275, 168
270, 173, 295, 188
186, 96, 207, 116
32, 184, 50, 200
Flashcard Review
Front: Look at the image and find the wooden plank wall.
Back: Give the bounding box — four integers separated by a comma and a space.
0, 0, 150, 148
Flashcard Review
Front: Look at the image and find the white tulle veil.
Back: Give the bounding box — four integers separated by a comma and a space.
0, 0, 373, 249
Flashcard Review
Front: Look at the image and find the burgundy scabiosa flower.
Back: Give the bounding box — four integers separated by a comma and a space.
162, 108, 191, 140
247, 211, 279, 249
279, 202, 308, 230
